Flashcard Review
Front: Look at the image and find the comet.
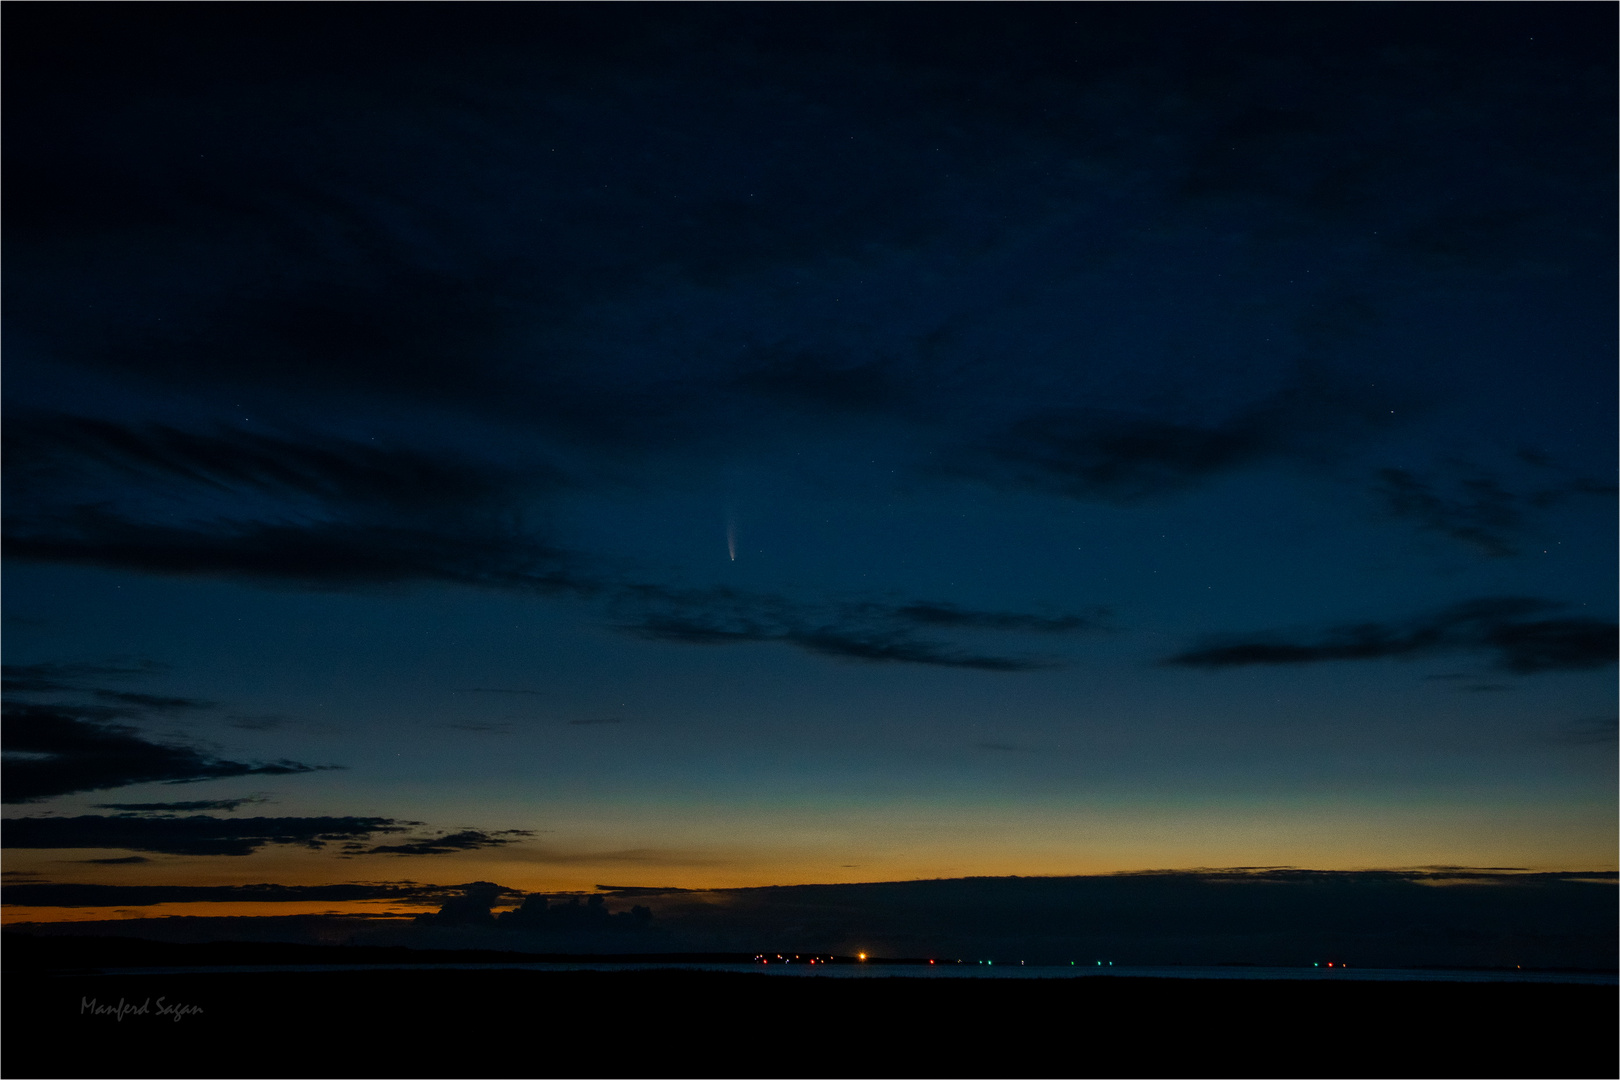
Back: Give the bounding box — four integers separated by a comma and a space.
726, 512, 737, 561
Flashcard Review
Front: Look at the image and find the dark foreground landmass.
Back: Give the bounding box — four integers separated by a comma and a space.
3, 940, 1614, 1079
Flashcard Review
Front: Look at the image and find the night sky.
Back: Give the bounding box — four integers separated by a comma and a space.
4, 4, 1615, 926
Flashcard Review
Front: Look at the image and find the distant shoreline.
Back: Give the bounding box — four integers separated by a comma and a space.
7, 932, 1614, 984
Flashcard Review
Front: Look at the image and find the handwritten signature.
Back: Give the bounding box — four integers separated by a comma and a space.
81, 997, 204, 1023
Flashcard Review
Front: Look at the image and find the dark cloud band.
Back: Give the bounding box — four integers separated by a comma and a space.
0, 815, 531, 858
1, 702, 334, 805
1168, 596, 1617, 673
1, 880, 517, 908
616, 586, 1099, 671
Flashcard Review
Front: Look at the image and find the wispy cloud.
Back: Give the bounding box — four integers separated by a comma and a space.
1544, 717, 1618, 746
1, 814, 410, 857
1373, 463, 1615, 557
885, 603, 1098, 634
941, 376, 1394, 505
615, 586, 1098, 671
1167, 597, 1618, 674
1, 664, 337, 803
1, 659, 167, 695
1, 702, 336, 804
363, 829, 535, 857
4, 415, 525, 516
3, 416, 585, 593
2, 879, 519, 908
2, 810, 538, 859
75, 856, 151, 865
93, 797, 270, 813
89, 689, 215, 711
4, 419, 1099, 672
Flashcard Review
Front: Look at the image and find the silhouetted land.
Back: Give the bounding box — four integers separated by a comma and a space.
12, 870, 1617, 971
4, 939, 1614, 1078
